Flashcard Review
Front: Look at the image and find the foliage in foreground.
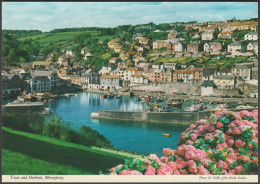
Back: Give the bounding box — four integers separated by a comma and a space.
2, 127, 127, 174
2, 113, 114, 149
102, 109, 258, 175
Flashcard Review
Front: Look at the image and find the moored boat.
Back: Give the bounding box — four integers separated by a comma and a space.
162, 133, 171, 137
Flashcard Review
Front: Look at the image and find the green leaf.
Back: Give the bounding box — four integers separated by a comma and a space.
99, 170, 103, 175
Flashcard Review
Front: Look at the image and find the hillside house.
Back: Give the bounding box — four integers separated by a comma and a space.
247, 42, 258, 55
203, 66, 218, 81
32, 61, 52, 70
124, 67, 143, 81
99, 65, 116, 75
187, 41, 201, 53
218, 31, 234, 39
244, 32, 258, 40
87, 73, 100, 90
204, 42, 222, 53
217, 68, 232, 75
153, 40, 168, 49
167, 39, 185, 52
227, 41, 247, 54
202, 31, 215, 40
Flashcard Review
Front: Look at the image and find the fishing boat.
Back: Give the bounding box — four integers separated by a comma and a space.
213, 103, 229, 110
171, 99, 182, 107
101, 95, 107, 99
165, 106, 172, 112
135, 97, 142, 101
236, 104, 254, 109
115, 95, 122, 99
24, 95, 37, 102
184, 105, 199, 112
162, 133, 171, 137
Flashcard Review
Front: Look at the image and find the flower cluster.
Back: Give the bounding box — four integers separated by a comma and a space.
103, 110, 258, 175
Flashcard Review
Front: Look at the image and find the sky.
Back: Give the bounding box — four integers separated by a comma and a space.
2, 2, 258, 32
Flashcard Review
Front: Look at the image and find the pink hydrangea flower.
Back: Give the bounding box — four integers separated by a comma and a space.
120, 169, 132, 175
148, 154, 159, 161
234, 165, 244, 175
185, 150, 196, 160
157, 165, 174, 175
190, 133, 198, 142
216, 122, 224, 128
226, 129, 233, 135
185, 140, 194, 145
173, 169, 180, 175
217, 160, 228, 170
163, 148, 173, 156
167, 162, 177, 172
228, 153, 237, 161
177, 145, 187, 156
233, 127, 242, 135
188, 164, 197, 173
235, 139, 246, 148
160, 156, 170, 163
129, 170, 143, 175
181, 169, 188, 175
176, 157, 187, 169
145, 166, 156, 175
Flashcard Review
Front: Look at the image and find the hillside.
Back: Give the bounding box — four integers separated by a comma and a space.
2, 127, 134, 175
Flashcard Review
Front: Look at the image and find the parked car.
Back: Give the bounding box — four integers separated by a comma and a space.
221, 95, 231, 98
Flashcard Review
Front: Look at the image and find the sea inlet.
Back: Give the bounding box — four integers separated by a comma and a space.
47, 92, 189, 156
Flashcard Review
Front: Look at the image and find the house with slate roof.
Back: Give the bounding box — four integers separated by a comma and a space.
227, 41, 247, 54
2, 74, 22, 97
29, 76, 51, 92
244, 31, 258, 40
213, 75, 236, 89
100, 74, 122, 90
204, 42, 223, 53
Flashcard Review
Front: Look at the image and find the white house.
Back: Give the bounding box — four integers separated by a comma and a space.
30, 76, 51, 92
202, 31, 214, 40
244, 32, 258, 40
98, 65, 116, 75
32, 71, 60, 90
130, 73, 148, 86
227, 41, 247, 54
124, 67, 143, 81
247, 42, 258, 55
201, 80, 216, 96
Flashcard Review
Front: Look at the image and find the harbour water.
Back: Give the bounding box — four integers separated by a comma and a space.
47, 92, 189, 156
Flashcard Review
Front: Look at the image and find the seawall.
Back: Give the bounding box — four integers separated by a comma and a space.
2, 102, 50, 114
92, 108, 257, 125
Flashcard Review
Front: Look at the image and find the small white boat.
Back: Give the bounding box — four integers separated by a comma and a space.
236, 105, 254, 109
184, 105, 199, 112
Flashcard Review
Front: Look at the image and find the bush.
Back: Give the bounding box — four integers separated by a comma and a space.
2, 113, 44, 134
104, 109, 258, 175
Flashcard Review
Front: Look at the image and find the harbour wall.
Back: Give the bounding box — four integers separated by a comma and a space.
2, 102, 50, 114
93, 108, 257, 125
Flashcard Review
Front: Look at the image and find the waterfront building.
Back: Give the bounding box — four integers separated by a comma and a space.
60, 75, 81, 86
81, 74, 91, 89
88, 73, 100, 90
124, 67, 143, 81
29, 76, 51, 92
130, 73, 148, 86
100, 74, 122, 90
146, 68, 168, 83
32, 71, 60, 89
200, 80, 217, 96
2, 74, 22, 97
213, 75, 236, 89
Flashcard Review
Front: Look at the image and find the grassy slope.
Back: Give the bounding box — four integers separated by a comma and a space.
2, 127, 133, 175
